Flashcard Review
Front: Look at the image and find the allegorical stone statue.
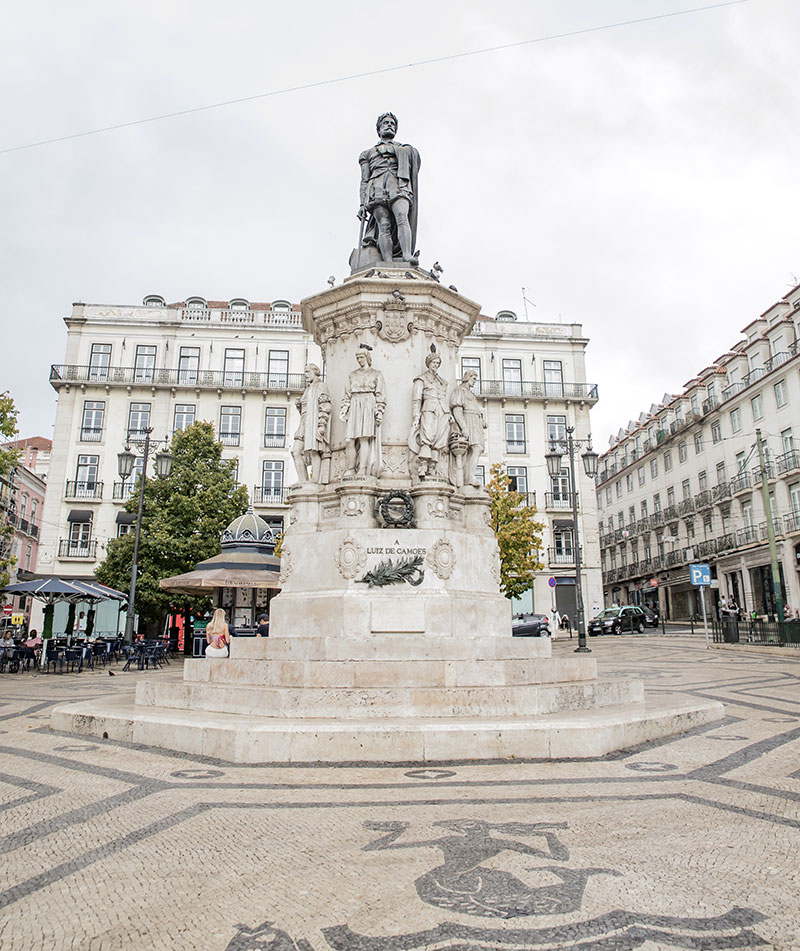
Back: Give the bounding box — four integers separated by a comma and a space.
355, 112, 421, 268
450, 369, 486, 487
339, 346, 387, 478
408, 350, 451, 480
291, 364, 331, 483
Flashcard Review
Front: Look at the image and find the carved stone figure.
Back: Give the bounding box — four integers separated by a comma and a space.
450, 369, 486, 487
291, 364, 331, 483
356, 113, 421, 266
339, 347, 386, 478
408, 351, 451, 480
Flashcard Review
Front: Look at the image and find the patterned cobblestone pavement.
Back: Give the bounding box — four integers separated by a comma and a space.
0, 636, 798, 950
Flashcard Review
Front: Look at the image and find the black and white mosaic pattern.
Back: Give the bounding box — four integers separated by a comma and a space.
1, 636, 798, 949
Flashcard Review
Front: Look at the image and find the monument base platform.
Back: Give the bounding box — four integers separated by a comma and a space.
52, 693, 723, 764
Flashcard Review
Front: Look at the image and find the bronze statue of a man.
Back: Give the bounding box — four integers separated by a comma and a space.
357, 113, 421, 266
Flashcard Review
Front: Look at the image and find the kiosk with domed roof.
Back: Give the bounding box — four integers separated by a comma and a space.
158, 506, 281, 630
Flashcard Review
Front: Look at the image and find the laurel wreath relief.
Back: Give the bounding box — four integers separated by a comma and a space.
355, 555, 425, 587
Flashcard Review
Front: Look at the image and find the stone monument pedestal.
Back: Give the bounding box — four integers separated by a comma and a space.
49, 273, 723, 760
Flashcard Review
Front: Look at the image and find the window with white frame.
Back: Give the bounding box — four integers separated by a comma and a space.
789, 482, 800, 514
219, 406, 242, 446
223, 348, 245, 386
637, 465, 645, 486
694, 431, 704, 454
781, 428, 794, 453
678, 441, 688, 463
75, 454, 99, 490
543, 360, 563, 398
81, 401, 105, 441
134, 345, 157, 383
68, 519, 93, 552
774, 379, 788, 408
551, 469, 570, 503
127, 402, 151, 437
751, 393, 763, 420
711, 420, 722, 444
88, 343, 112, 381
698, 470, 708, 491
267, 350, 289, 388
507, 466, 528, 494
682, 479, 691, 500
664, 450, 672, 472
730, 407, 742, 433
173, 404, 196, 432
502, 359, 522, 396
546, 415, 567, 445
475, 465, 485, 487
615, 480, 622, 498
178, 346, 200, 384
460, 357, 481, 386
626, 473, 633, 492
261, 460, 284, 502
605, 487, 611, 505
640, 499, 648, 517
264, 407, 287, 448
505, 414, 526, 453
650, 458, 658, 479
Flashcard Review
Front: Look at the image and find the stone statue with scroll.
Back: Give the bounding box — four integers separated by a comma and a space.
449, 369, 486, 488
408, 350, 451, 480
339, 347, 387, 478
291, 364, 331, 484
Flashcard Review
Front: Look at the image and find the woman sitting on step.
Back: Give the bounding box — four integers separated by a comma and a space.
204, 609, 232, 658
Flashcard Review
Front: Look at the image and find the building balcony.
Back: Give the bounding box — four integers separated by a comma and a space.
731, 471, 752, 495
112, 482, 136, 502
712, 483, 731, 503
701, 396, 719, 415
776, 449, 800, 477
649, 512, 665, 529
784, 511, 800, 535
64, 481, 103, 500
613, 528, 626, 542
476, 380, 599, 403
678, 498, 695, 516
79, 427, 104, 442
219, 432, 241, 447
253, 486, 289, 506
663, 505, 678, 521
263, 434, 287, 449
639, 558, 652, 575
736, 525, 759, 546
58, 538, 98, 560
650, 556, 664, 571
694, 539, 716, 559
694, 490, 713, 510
635, 518, 650, 534
50, 364, 307, 394
716, 532, 736, 552
599, 532, 614, 548
665, 549, 687, 568
752, 463, 776, 487
758, 518, 784, 541
548, 547, 577, 566
544, 492, 572, 511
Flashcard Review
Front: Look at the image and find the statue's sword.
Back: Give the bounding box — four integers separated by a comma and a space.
355, 208, 366, 271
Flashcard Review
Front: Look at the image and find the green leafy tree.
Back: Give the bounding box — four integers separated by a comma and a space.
96, 421, 248, 624
487, 462, 544, 601
0, 392, 21, 591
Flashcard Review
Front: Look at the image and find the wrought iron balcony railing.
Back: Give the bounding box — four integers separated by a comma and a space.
50, 364, 307, 394
65, 481, 103, 500
58, 538, 98, 559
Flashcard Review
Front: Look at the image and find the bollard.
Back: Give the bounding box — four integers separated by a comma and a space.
690, 616, 695, 635
661, 614, 666, 637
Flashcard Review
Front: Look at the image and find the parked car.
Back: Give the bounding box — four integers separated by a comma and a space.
587, 606, 647, 636
640, 606, 660, 628
512, 613, 551, 637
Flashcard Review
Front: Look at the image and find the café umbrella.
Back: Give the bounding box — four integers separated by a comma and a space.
1, 577, 126, 637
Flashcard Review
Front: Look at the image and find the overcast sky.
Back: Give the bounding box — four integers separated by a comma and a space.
2, 0, 797, 449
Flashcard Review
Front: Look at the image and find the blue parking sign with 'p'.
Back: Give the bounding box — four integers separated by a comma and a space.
690, 564, 711, 586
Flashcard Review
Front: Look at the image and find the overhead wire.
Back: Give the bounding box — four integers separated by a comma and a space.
0, 0, 752, 156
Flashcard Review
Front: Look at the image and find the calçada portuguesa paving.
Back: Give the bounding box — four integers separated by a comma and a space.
0, 635, 798, 950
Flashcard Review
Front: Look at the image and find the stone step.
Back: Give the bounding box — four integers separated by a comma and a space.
229, 635, 552, 662
51, 693, 724, 763
184, 655, 596, 689
135, 676, 642, 719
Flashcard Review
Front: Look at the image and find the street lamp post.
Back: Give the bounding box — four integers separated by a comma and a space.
118, 429, 173, 642
545, 426, 599, 654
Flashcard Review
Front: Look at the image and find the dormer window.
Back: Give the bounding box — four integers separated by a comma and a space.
230, 299, 249, 312
495, 310, 517, 322
272, 300, 291, 312
143, 294, 165, 307
187, 298, 206, 310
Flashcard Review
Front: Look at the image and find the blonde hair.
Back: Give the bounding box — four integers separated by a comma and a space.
206, 608, 229, 638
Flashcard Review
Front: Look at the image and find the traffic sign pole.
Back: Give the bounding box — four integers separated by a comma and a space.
700, 586, 710, 649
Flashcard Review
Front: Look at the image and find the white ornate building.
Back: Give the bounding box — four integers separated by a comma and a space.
596, 283, 800, 619
36, 294, 602, 632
